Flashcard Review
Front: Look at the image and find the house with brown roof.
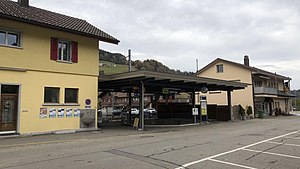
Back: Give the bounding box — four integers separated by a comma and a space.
196, 56, 294, 118
0, 0, 118, 135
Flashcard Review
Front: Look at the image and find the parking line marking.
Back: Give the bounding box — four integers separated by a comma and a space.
242, 148, 300, 159
267, 141, 300, 147
208, 159, 257, 169
175, 130, 299, 169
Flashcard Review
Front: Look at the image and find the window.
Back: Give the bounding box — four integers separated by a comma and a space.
0, 30, 20, 47
44, 87, 59, 103
254, 81, 262, 87
50, 37, 78, 63
216, 64, 224, 73
58, 40, 71, 62
65, 88, 78, 103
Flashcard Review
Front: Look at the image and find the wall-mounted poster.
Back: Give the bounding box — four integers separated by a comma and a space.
49, 108, 56, 118
74, 108, 80, 117
66, 108, 72, 117
39, 108, 47, 119
58, 108, 65, 118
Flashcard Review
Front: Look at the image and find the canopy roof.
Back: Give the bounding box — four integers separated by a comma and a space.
99, 71, 248, 93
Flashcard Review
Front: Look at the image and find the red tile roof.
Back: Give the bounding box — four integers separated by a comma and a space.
0, 0, 119, 44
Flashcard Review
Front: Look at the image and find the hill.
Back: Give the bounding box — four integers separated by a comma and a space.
99, 61, 136, 75
99, 50, 127, 64
99, 49, 195, 76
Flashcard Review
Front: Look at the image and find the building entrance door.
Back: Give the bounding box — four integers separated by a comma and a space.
0, 85, 19, 132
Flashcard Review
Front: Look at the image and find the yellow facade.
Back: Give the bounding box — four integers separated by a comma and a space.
0, 18, 99, 134
196, 60, 254, 109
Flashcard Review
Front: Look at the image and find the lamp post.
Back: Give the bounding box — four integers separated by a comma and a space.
128, 49, 131, 72
295, 90, 297, 111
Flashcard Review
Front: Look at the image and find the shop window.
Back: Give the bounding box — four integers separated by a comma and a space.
216, 64, 223, 73
0, 29, 21, 47
44, 87, 59, 103
65, 88, 78, 103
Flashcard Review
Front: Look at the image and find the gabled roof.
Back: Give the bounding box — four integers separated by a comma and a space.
196, 58, 291, 80
0, 0, 119, 44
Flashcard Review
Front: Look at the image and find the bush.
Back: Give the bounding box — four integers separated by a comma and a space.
238, 104, 245, 116
246, 106, 253, 116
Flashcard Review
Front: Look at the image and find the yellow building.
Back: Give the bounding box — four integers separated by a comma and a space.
0, 0, 119, 135
196, 56, 294, 118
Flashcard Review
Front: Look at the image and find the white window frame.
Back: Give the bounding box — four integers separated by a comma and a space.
57, 40, 72, 62
0, 29, 21, 47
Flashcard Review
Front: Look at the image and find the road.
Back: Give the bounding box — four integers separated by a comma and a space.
0, 116, 299, 169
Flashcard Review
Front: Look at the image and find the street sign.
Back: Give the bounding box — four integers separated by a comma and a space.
192, 108, 199, 116
162, 88, 169, 94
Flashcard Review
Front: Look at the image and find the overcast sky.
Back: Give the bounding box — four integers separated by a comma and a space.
29, 0, 300, 89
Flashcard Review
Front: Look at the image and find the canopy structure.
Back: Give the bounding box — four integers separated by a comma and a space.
99, 70, 247, 93
99, 70, 248, 130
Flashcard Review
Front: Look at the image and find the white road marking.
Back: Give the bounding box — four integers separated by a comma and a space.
267, 141, 300, 147
175, 130, 299, 169
284, 136, 300, 140
242, 148, 300, 159
208, 159, 258, 169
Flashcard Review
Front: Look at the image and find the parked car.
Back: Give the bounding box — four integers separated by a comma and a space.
130, 108, 139, 114
112, 109, 123, 116
120, 108, 139, 125
144, 108, 158, 119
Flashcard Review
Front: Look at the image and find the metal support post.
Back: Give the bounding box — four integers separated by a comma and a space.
227, 90, 232, 121
128, 92, 132, 125
138, 81, 144, 130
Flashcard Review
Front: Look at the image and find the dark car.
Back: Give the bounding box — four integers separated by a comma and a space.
112, 109, 123, 116
120, 108, 139, 125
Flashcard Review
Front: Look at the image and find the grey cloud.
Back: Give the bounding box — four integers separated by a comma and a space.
29, 0, 300, 89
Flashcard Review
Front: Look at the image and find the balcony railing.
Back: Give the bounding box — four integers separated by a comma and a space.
254, 87, 278, 95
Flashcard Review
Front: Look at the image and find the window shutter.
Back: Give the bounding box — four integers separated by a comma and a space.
50, 37, 58, 60
72, 41, 78, 63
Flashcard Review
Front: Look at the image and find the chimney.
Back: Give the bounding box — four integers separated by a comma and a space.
18, 0, 29, 7
244, 55, 249, 66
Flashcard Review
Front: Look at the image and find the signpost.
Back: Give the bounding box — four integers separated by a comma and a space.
200, 96, 208, 123
192, 108, 198, 123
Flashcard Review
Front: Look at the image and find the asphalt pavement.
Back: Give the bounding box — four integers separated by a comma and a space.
0, 115, 299, 169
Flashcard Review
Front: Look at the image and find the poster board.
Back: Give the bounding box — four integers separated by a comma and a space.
133, 118, 139, 128
192, 108, 199, 116
66, 108, 72, 117
39, 108, 47, 118
49, 108, 56, 118
58, 108, 65, 118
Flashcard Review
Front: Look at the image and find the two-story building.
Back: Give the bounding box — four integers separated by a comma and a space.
196, 56, 294, 117
0, 0, 119, 135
